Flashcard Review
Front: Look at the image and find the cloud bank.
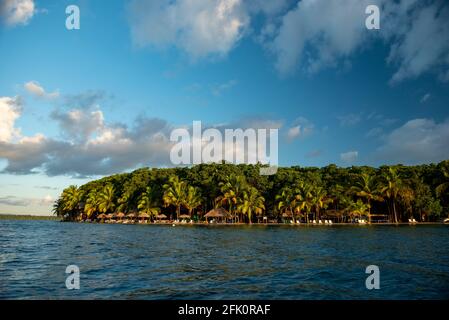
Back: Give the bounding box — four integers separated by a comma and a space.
127, 0, 449, 83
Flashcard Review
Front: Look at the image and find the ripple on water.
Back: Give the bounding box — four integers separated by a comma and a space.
0, 221, 449, 299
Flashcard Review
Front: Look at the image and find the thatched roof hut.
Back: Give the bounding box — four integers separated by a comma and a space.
179, 214, 191, 219
106, 213, 115, 219
156, 213, 167, 219
116, 212, 125, 218
126, 213, 136, 218
205, 207, 229, 218
97, 213, 107, 219
139, 212, 150, 219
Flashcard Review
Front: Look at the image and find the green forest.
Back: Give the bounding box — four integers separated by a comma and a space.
53, 160, 449, 224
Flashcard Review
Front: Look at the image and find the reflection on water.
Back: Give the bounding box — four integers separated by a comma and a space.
0, 220, 448, 299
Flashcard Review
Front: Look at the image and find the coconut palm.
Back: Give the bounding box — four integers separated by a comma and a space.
84, 191, 100, 218
137, 186, 160, 218
379, 167, 404, 223
60, 185, 84, 220
349, 199, 370, 221
311, 186, 331, 221
436, 161, 449, 197
184, 186, 202, 219
52, 198, 64, 218
238, 187, 265, 224
294, 183, 314, 223
276, 187, 294, 220
98, 184, 115, 214
218, 174, 247, 222
163, 176, 187, 220
350, 172, 383, 223
117, 190, 132, 213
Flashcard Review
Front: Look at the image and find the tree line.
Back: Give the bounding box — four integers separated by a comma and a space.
53, 161, 449, 223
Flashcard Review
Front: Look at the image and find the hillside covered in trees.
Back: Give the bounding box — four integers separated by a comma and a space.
53, 161, 449, 223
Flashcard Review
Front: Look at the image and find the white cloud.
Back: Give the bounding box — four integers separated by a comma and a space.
286, 117, 314, 140
386, 2, 449, 83
376, 118, 449, 164
0, 99, 283, 177
420, 93, 430, 104
51, 108, 105, 142
0, 96, 21, 143
287, 125, 300, 139
265, 0, 449, 82
269, 0, 372, 75
0, 0, 35, 26
128, 0, 249, 59
126, 0, 449, 82
24, 81, 59, 99
340, 150, 358, 163
0, 195, 54, 207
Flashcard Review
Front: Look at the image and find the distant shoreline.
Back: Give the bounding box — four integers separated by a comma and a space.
0, 214, 59, 220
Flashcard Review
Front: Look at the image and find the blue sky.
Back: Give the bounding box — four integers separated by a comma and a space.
1, 0, 449, 215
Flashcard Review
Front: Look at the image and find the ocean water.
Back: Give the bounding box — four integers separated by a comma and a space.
0, 220, 448, 299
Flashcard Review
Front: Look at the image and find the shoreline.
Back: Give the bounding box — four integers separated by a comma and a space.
69, 221, 447, 226
1, 215, 446, 226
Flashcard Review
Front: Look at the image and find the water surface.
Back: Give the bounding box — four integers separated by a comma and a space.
1, 220, 448, 299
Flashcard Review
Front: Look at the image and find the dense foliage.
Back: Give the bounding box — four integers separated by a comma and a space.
54, 161, 449, 223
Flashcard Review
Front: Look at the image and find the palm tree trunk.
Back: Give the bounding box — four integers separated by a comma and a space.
367, 199, 371, 224
393, 199, 398, 223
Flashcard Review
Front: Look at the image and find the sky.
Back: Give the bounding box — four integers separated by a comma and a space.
0, 0, 449, 215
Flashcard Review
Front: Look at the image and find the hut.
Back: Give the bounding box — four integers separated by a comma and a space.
105, 213, 116, 223
204, 207, 229, 223
116, 212, 125, 222
156, 213, 167, 222
138, 212, 150, 223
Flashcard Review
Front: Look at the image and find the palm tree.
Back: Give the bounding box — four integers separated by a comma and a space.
60, 185, 84, 220
349, 199, 370, 221
84, 191, 100, 219
52, 198, 64, 218
436, 162, 449, 197
311, 186, 331, 221
237, 187, 265, 224
218, 174, 247, 223
163, 176, 187, 220
379, 167, 404, 223
294, 183, 314, 223
98, 184, 115, 214
117, 190, 132, 213
350, 172, 383, 223
184, 186, 202, 219
276, 187, 294, 220
137, 186, 160, 218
